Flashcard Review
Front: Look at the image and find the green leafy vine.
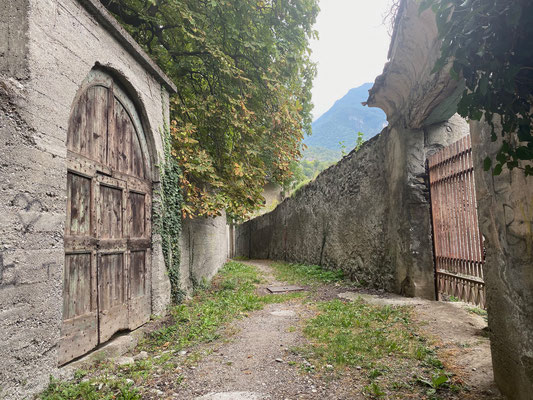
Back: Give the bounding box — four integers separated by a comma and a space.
421, 0, 533, 175
155, 120, 185, 304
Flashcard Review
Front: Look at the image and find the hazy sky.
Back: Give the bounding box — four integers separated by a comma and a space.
310, 0, 393, 120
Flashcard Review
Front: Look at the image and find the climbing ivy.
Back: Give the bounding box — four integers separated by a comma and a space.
155, 123, 185, 304
421, 0, 533, 175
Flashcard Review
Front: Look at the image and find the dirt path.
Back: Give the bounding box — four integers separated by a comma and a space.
175, 260, 362, 399
169, 260, 501, 400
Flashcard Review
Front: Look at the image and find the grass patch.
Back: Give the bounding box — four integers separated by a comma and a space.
302, 298, 416, 367
298, 297, 459, 399
41, 376, 140, 400
270, 262, 346, 286
466, 306, 487, 317
143, 261, 304, 350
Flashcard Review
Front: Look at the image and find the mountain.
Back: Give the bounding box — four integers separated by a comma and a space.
304, 83, 387, 158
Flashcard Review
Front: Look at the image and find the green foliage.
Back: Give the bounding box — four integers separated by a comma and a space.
447, 295, 459, 303
364, 382, 386, 398
422, 0, 533, 176
354, 131, 365, 152
270, 262, 346, 286
417, 372, 449, 389
142, 261, 305, 350
155, 126, 184, 304
302, 145, 341, 163
466, 306, 488, 317
339, 140, 347, 156
103, 0, 320, 218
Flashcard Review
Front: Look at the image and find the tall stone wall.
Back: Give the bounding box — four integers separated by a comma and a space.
237, 132, 392, 288
236, 115, 468, 297
471, 121, 533, 399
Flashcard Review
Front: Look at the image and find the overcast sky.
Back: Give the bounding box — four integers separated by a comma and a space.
310, 0, 393, 120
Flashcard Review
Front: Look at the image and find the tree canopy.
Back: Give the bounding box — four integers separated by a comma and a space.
103, 0, 319, 218
422, 0, 533, 176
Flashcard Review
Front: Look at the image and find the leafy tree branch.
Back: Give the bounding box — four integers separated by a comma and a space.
103, 0, 319, 218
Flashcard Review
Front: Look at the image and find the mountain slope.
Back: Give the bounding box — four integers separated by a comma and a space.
304, 83, 387, 153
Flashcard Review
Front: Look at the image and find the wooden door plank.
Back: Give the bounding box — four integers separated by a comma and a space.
98, 252, 128, 342
112, 98, 133, 175
98, 184, 124, 239
59, 252, 97, 365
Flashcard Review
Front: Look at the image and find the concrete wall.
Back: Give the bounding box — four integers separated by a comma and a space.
0, 1, 225, 398
471, 121, 533, 399
180, 214, 229, 294
0, 1, 166, 395
236, 115, 468, 297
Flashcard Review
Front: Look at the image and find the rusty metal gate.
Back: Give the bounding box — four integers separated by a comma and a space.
428, 135, 485, 308
59, 70, 152, 364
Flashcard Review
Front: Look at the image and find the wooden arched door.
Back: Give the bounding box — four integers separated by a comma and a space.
59, 70, 152, 365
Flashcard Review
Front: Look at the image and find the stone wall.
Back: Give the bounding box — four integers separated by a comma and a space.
471, 121, 533, 399
0, 1, 228, 398
236, 115, 468, 297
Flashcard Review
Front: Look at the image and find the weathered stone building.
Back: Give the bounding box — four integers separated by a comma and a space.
236, 0, 533, 398
0, 1, 228, 398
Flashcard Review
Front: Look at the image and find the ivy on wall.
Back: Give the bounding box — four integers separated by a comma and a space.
155, 124, 185, 304
421, 0, 533, 176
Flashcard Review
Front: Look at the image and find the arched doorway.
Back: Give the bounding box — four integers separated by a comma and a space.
59, 69, 152, 365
